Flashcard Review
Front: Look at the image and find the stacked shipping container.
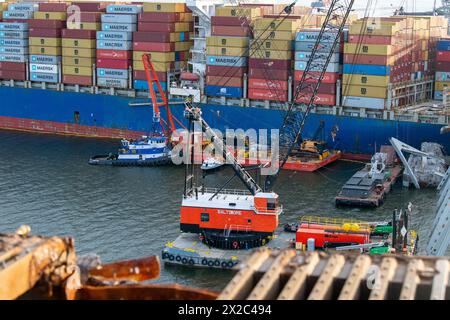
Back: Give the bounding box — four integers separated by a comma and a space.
0, 2, 36, 81
96, 4, 141, 89
205, 6, 260, 99
294, 28, 342, 106
29, 2, 68, 83
132, 2, 192, 91
342, 16, 448, 109
435, 39, 450, 100
62, 2, 105, 86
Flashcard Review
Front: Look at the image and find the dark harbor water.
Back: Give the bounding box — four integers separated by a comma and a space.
0, 130, 440, 292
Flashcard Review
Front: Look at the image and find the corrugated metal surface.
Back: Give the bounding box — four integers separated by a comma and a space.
345, 43, 392, 56
62, 57, 95, 67
29, 46, 60, 55
206, 36, 248, 48
62, 38, 96, 49
206, 46, 247, 57
343, 64, 391, 76
342, 74, 390, 87
342, 96, 386, 109
342, 84, 388, 98
62, 65, 93, 76
62, 48, 96, 58
30, 72, 58, 83
29, 37, 61, 47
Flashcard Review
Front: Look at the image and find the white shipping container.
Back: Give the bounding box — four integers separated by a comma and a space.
342, 96, 386, 110
30, 63, 59, 74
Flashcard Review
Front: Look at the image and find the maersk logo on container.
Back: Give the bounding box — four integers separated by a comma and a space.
0, 23, 28, 31
30, 64, 58, 74
296, 31, 337, 42
106, 5, 142, 14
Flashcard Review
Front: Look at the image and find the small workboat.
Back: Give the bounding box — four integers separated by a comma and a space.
89, 136, 171, 166
201, 157, 224, 172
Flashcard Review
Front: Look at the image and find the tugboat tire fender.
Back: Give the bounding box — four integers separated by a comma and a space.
221, 261, 228, 268
227, 261, 235, 268
162, 252, 169, 260
168, 254, 175, 261
175, 255, 182, 262
181, 257, 188, 264
188, 259, 195, 265
207, 260, 215, 267
201, 258, 208, 265
214, 260, 221, 267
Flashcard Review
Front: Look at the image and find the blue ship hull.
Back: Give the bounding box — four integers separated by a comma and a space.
0, 86, 448, 156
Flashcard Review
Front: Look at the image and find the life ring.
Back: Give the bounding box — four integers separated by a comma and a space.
188, 259, 195, 265
201, 258, 208, 266
175, 255, 182, 262
207, 260, 215, 267
168, 254, 175, 261
181, 258, 188, 264
232, 241, 239, 249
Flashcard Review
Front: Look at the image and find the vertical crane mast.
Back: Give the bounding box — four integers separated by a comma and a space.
264, 0, 355, 191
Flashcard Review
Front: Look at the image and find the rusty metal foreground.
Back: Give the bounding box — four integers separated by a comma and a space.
0, 229, 217, 300
218, 248, 450, 300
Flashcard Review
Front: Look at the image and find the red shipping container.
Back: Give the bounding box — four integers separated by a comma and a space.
137, 22, 189, 33
249, 58, 291, 70
133, 32, 172, 43
78, 12, 102, 22
248, 89, 288, 102
2, 19, 31, 23
249, 68, 290, 80
249, 78, 289, 91
206, 65, 246, 77
206, 76, 243, 87
212, 26, 250, 37
138, 12, 182, 23
62, 29, 97, 39
211, 16, 251, 27
29, 19, 66, 29
0, 62, 26, 72
39, 2, 70, 12
0, 70, 26, 81
97, 49, 132, 60
295, 94, 336, 106
348, 35, 394, 45
133, 42, 175, 52
343, 54, 392, 66
71, 2, 107, 12
133, 70, 167, 82
294, 81, 336, 95
294, 71, 339, 84
437, 51, 450, 62
63, 75, 93, 86
96, 58, 132, 69
29, 28, 61, 37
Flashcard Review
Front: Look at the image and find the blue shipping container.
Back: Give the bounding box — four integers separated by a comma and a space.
295, 30, 338, 43
205, 85, 243, 98
107, 5, 143, 14
0, 23, 29, 31
97, 40, 132, 50
97, 68, 129, 79
342, 96, 386, 110
0, 46, 29, 55
2, 11, 33, 20
0, 38, 28, 47
295, 61, 340, 73
8, 3, 37, 12
206, 55, 247, 67
30, 72, 58, 83
437, 40, 450, 52
343, 64, 391, 76
101, 23, 137, 32
0, 54, 27, 62
295, 51, 340, 63
101, 14, 137, 24
0, 31, 28, 39
97, 31, 133, 41
133, 79, 167, 91
30, 55, 61, 64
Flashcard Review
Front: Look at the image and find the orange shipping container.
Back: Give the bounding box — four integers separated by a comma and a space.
206, 76, 243, 87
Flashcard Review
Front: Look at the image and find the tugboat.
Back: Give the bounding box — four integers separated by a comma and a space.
89, 53, 177, 167
201, 157, 224, 172
335, 146, 403, 207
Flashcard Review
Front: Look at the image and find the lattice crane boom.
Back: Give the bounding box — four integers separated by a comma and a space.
264, 0, 355, 191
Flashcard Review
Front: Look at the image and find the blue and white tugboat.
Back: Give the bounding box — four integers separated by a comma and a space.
89, 53, 177, 167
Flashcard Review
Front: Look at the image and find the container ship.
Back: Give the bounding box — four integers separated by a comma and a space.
0, 0, 449, 158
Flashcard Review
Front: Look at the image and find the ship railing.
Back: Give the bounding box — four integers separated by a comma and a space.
254, 206, 283, 215
299, 215, 371, 230
201, 187, 252, 197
